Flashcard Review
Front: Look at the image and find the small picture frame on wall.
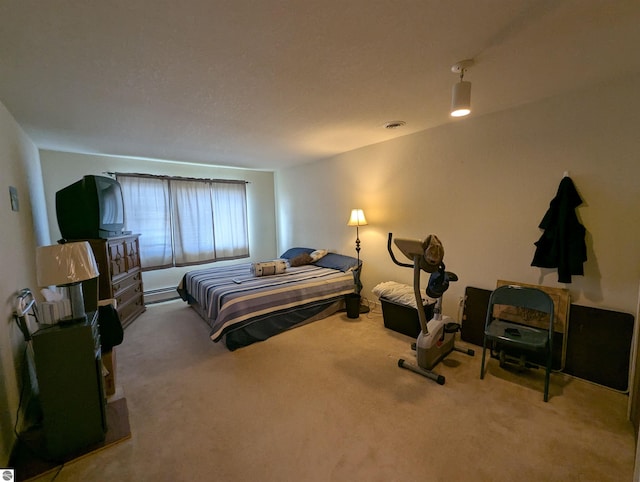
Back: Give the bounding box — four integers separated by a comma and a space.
9, 186, 19, 211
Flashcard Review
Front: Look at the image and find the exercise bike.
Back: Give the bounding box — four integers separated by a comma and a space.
387, 233, 474, 384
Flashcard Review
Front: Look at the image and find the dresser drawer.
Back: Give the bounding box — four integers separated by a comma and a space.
112, 270, 142, 296
107, 235, 141, 277
118, 294, 145, 329
107, 241, 127, 278
124, 238, 141, 271
114, 280, 143, 308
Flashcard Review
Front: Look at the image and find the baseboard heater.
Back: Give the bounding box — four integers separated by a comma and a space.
144, 287, 180, 304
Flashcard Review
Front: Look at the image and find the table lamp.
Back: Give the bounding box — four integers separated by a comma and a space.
36, 241, 100, 324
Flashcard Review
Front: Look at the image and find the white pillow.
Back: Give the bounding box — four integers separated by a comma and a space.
310, 249, 328, 262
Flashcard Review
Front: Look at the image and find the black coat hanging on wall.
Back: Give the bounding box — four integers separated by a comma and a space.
531, 176, 587, 283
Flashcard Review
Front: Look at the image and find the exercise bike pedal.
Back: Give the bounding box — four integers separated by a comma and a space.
444, 322, 461, 333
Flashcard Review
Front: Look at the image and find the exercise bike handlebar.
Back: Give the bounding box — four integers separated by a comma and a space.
387, 232, 413, 269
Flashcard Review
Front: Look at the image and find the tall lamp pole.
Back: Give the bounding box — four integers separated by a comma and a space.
347, 209, 368, 305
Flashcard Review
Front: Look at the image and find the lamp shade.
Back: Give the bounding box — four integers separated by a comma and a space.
451, 80, 471, 117
347, 209, 368, 226
36, 241, 99, 287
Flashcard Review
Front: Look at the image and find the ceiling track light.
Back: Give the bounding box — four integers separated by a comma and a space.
450, 59, 474, 117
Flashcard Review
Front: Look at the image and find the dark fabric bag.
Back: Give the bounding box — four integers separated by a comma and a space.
98, 304, 124, 351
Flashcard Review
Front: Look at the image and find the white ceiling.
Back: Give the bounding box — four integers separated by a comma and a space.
1, 1, 639, 170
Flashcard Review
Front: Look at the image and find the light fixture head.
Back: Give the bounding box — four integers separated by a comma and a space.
451, 80, 472, 117
450, 59, 474, 117
347, 209, 368, 227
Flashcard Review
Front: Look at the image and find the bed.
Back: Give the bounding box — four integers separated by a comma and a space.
177, 247, 360, 350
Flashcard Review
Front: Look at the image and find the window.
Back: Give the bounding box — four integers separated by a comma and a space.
116, 173, 249, 270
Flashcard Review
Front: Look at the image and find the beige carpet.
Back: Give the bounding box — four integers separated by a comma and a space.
33, 300, 635, 481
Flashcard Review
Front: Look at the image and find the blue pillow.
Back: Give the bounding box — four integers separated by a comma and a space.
313, 253, 360, 272
280, 247, 315, 259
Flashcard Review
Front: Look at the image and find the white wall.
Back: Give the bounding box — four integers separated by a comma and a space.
275, 73, 640, 319
39, 151, 277, 293
0, 101, 49, 464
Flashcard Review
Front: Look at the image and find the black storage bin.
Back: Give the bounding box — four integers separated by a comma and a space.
380, 297, 435, 338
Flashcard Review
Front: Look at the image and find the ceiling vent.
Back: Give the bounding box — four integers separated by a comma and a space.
384, 121, 406, 129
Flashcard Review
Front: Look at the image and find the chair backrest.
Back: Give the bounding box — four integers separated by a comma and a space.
487, 285, 554, 333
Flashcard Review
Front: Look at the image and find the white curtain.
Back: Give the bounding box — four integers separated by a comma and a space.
119, 176, 173, 269
211, 181, 249, 259
117, 174, 249, 269
171, 179, 216, 265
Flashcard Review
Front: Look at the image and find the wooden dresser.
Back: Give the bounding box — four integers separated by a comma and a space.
83, 234, 146, 328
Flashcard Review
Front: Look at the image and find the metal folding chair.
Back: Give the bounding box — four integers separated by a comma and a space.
480, 285, 555, 402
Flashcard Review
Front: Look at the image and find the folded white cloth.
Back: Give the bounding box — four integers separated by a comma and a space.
372, 281, 430, 309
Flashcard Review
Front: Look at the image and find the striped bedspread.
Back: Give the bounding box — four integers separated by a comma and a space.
179, 263, 355, 342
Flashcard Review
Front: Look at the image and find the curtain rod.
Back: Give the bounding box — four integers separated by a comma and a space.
105, 172, 250, 184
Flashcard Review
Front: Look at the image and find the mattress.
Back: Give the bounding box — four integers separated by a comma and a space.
178, 261, 356, 349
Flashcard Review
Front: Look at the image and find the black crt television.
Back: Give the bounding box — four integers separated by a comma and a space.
56, 175, 126, 239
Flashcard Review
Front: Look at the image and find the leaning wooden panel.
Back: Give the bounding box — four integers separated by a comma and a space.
496, 280, 569, 333
496, 279, 570, 369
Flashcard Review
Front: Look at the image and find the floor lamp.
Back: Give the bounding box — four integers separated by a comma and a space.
347, 209, 369, 313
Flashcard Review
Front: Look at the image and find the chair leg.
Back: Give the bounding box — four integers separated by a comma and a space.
544, 369, 550, 402
543, 353, 552, 402
480, 338, 487, 379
